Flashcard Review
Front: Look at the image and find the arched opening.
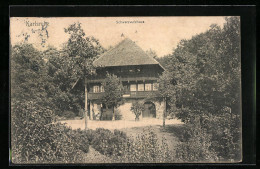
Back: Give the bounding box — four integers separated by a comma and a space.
143, 101, 156, 118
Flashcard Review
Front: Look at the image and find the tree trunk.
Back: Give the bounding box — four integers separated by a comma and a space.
112, 106, 115, 121
163, 97, 166, 128
100, 104, 103, 120
84, 77, 88, 130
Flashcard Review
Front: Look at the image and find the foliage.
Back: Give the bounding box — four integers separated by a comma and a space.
176, 115, 241, 162
71, 129, 90, 153
156, 54, 171, 68
158, 16, 241, 161
116, 128, 173, 163
175, 117, 218, 162
43, 23, 105, 117
10, 44, 48, 102
130, 100, 145, 120
146, 48, 158, 60
63, 111, 76, 119
115, 109, 123, 120
63, 22, 104, 79
85, 127, 172, 163
44, 48, 84, 116
10, 43, 89, 163
101, 73, 124, 120
200, 114, 241, 161
90, 128, 127, 156
11, 100, 87, 163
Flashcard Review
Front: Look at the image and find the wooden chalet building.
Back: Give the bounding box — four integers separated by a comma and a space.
85, 38, 166, 120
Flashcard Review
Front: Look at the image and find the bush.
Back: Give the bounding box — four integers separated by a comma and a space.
115, 109, 122, 120
175, 118, 218, 162
83, 127, 172, 163
174, 113, 241, 162
117, 128, 173, 163
85, 129, 96, 143
90, 128, 127, 156
71, 129, 90, 153
201, 114, 241, 161
130, 101, 145, 121
63, 110, 76, 119
11, 100, 88, 164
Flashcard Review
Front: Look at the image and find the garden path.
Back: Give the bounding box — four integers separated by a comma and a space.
59, 118, 183, 130
83, 146, 113, 163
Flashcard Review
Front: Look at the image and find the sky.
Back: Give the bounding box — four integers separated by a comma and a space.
10, 17, 226, 57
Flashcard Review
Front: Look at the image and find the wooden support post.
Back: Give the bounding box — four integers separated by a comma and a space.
112, 106, 115, 121
163, 97, 166, 128
89, 102, 93, 120
84, 77, 88, 130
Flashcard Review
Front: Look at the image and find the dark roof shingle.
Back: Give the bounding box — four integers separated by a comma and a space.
93, 38, 160, 67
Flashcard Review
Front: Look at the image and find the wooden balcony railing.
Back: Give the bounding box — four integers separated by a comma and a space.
88, 91, 157, 100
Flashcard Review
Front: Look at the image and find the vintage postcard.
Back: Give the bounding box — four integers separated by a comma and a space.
10, 17, 242, 164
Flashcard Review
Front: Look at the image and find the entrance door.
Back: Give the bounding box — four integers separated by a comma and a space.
143, 102, 156, 118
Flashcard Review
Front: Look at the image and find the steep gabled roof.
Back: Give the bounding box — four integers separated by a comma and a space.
93, 38, 161, 67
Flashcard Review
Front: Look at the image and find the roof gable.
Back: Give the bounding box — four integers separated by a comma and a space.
93, 38, 160, 67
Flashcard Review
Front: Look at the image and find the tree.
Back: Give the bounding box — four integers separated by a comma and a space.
44, 46, 84, 116
157, 71, 176, 127
63, 22, 105, 129
156, 54, 171, 68
10, 44, 85, 163
158, 16, 241, 161
130, 100, 145, 121
11, 44, 48, 103
146, 48, 158, 60
101, 73, 124, 121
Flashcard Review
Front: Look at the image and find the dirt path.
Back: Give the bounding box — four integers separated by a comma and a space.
83, 146, 113, 163
59, 118, 183, 130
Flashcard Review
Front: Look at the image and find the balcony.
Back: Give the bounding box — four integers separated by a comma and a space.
87, 76, 158, 83
88, 91, 157, 100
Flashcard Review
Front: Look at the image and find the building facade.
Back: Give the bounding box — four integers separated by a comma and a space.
86, 38, 165, 120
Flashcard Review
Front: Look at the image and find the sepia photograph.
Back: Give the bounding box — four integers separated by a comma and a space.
10, 16, 242, 164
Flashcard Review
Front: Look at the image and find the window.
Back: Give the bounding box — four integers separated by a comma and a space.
123, 84, 129, 92
90, 69, 96, 74
153, 83, 158, 91
138, 83, 144, 91
93, 86, 100, 93
129, 69, 135, 73
145, 83, 152, 91
130, 84, 137, 91
100, 85, 104, 92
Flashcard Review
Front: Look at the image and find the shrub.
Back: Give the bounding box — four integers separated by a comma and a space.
174, 113, 241, 162
175, 118, 218, 162
11, 100, 88, 164
63, 110, 76, 119
84, 127, 172, 163
130, 101, 145, 121
115, 109, 122, 120
91, 128, 127, 156
71, 129, 90, 153
115, 128, 173, 163
85, 129, 96, 144
200, 114, 241, 161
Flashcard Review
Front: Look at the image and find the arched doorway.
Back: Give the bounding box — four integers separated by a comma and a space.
143, 101, 156, 118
